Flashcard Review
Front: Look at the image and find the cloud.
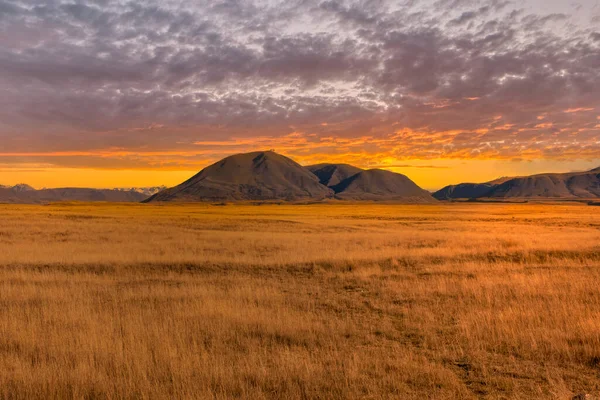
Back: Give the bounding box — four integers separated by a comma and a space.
448, 11, 478, 26
370, 164, 452, 169
564, 108, 595, 113
0, 0, 598, 171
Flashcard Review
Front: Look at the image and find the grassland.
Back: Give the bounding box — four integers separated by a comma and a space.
0, 202, 599, 399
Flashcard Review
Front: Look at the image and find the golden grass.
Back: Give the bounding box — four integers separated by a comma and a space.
1, 202, 600, 399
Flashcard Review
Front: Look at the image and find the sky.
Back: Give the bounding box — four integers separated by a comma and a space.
0, 0, 599, 190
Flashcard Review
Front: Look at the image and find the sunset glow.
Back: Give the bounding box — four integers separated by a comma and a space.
1, 0, 599, 189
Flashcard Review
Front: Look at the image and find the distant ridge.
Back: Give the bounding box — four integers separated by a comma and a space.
0, 186, 149, 204
434, 167, 600, 200
489, 169, 600, 198
12, 183, 35, 192
113, 186, 167, 197
146, 151, 334, 202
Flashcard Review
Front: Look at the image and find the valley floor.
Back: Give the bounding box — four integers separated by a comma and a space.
0, 203, 599, 399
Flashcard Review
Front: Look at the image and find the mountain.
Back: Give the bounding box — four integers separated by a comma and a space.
0, 186, 149, 204
434, 167, 600, 200
433, 183, 495, 200
330, 169, 437, 202
433, 175, 523, 200
146, 151, 334, 202
488, 169, 600, 198
306, 164, 364, 187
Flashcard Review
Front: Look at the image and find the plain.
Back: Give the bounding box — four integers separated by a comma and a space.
0, 202, 599, 399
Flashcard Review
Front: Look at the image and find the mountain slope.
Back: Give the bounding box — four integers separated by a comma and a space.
306, 164, 363, 187
147, 151, 334, 202
331, 169, 437, 202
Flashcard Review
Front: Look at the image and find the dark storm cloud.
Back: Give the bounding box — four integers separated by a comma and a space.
0, 0, 599, 166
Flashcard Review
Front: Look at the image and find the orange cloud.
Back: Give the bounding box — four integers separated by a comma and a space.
564, 108, 594, 113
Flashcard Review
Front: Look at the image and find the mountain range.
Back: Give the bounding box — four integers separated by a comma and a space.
434, 167, 600, 200
307, 163, 435, 202
0, 185, 166, 204
2, 151, 599, 204
145, 151, 435, 203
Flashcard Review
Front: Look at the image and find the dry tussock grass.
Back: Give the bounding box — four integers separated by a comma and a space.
0, 202, 599, 399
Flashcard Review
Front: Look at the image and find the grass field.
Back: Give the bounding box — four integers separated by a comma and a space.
1, 202, 599, 399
